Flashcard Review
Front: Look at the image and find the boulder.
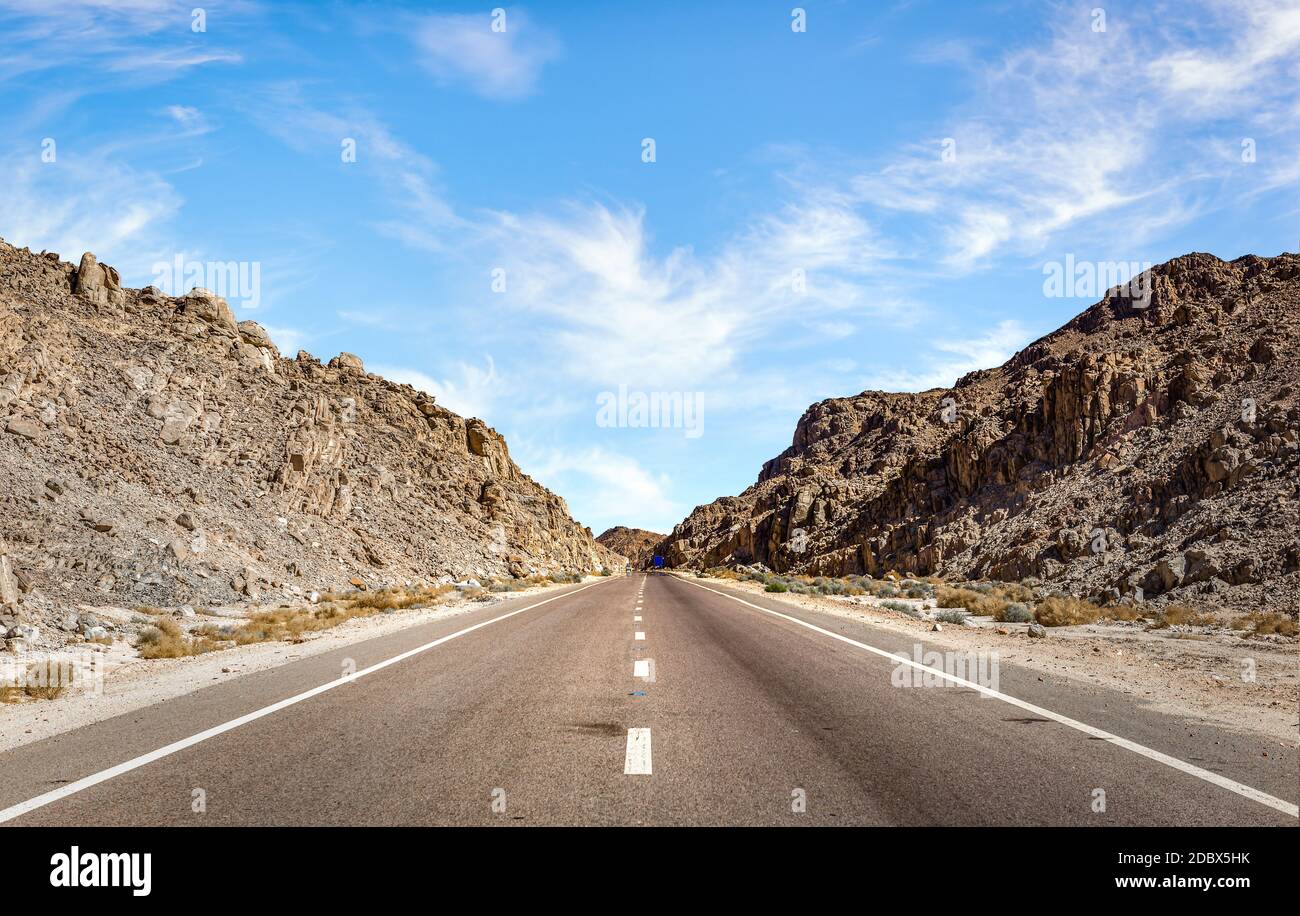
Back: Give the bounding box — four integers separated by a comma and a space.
177, 288, 238, 334
238, 320, 278, 352
73, 252, 125, 307
329, 352, 365, 374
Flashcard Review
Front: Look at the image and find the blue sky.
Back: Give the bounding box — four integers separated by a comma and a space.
1, 0, 1296, 534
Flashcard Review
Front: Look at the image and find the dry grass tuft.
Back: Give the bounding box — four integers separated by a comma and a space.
1, 659, 81, 701
135, 618, 224, 659
1149, 603, 1216, 629
1034, 595, 1104, 627
1246, 612, 1298, 637
937, 586, 1008, 617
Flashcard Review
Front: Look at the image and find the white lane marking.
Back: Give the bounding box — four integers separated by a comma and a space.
634, 615, 642, 622
0, 579, 615, 825
679, 577, 1299, 818
624, 728, 652, 775
634, 631, 646, 641
633, 659, 651, 678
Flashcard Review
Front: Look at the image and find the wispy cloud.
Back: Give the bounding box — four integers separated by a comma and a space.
0, 152, 182, 274
244, 83, 470, 251
515, 444, 679, 532
411, 9, 561, 100
861, 320, 1032, 392
484, 193, 900, 389
371, 356, 503, 422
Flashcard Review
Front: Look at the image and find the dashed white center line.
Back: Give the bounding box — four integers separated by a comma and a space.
624, 728, 652, 775
633, 615, 642, 622
634, 631, 645, 641
633, 659, 651, 678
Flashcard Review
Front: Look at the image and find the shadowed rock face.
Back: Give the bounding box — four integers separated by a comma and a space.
0, 240, 622, 627
596, 526, 665, 568
661, 252, 1300, 612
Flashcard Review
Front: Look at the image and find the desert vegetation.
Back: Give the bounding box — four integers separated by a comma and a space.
690, 566, 1296, 637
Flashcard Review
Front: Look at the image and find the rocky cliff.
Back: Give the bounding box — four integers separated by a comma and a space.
596, 526, 665, 568
661, 252, 1300, 612
0, 240, 621, 633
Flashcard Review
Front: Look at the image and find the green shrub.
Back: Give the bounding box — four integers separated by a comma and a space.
765, 582, 789, 593
998, 602, 1033, 623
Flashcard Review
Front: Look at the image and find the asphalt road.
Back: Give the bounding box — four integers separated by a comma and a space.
1, 573, 1296, 826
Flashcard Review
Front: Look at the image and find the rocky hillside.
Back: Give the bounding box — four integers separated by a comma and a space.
596, 526, 665, 568
0, 240, 623, 633
661, 252, 1300, 612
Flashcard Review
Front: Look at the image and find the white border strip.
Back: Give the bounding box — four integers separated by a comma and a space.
624, 727, 652, 775
679, 577, 1298, 818
0, 579, 610, 825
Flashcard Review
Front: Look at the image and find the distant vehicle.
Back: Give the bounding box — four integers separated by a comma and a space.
652, 555, 665, 569
625, 563, 631, 576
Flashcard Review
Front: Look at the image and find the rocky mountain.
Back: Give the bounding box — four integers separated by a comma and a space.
661, 252, 1300, 612
596, 526, 665, 568
0, 240, 623, 633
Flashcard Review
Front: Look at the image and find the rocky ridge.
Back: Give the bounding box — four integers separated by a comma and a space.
0, 240, 623, 642
595, 526, 665, 568
661, 252, 1300, 612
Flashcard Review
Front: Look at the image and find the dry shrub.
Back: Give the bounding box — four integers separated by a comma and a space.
1103, 604, 1147, 622
1034, 595, 1103, 627
349, 584, 451, 612
136, 617, 224, 658
990, 582, 1035, 603
937, 586, 1008, 617
232, 584, 457, 646
1247, 612, 1298, 637
1149, 604, 1215, 629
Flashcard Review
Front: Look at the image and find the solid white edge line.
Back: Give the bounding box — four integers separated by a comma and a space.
624, 727, 652, 775
678, 576, 1298, 818
0, 579, 613, 825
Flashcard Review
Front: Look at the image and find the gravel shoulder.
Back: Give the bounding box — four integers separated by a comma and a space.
0, 578, 592, 753
676, 573, 1299, 747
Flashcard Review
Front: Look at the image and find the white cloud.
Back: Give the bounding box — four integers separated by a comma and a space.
515, 444, 679, 532
245, 84, 469, 252
0, 0, 248, 82
262, 325, 310, 355
371, 355, 502, 422
861, 320, 1032, 392
485, 194, 899, 389
412, 10, 560, 100
0, 153, 182, 276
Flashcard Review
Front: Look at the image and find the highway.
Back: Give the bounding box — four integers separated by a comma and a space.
1, 573, 1295, 826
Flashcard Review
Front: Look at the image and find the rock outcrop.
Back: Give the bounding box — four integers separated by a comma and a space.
0, 240, 622, 634
596, 526, 665, 568
661, 252, 1300, 612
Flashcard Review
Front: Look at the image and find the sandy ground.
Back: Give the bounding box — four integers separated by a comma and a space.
679, 573, 1300, 748
0, 578, 593, 753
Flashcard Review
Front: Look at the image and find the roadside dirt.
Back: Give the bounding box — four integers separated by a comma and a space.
0, 578, 594, 753
680, 573, 1299, 747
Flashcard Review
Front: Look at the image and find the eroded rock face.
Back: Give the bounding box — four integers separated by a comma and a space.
596, 526, 665, 567
0, 241, 623, 623
661, 252, 1300, 612
73, 252, 124, 308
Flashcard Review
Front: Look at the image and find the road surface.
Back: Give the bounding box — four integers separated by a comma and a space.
1, 573, 1295, 826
